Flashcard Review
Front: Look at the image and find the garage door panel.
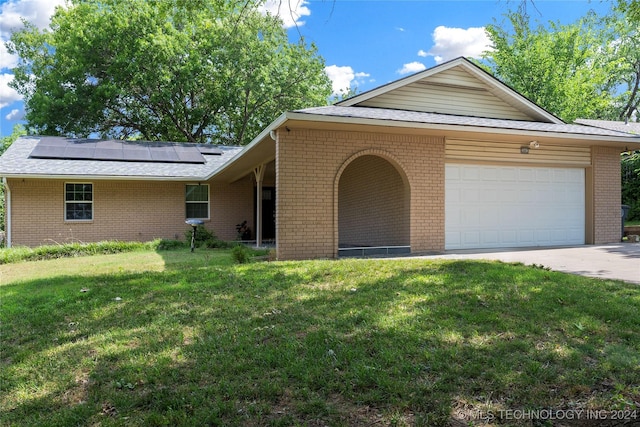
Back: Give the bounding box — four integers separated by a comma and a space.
500, 230, 518, 245
445, 164, 585, 250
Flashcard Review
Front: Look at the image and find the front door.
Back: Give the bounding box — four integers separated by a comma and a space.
255, 187, 276, 240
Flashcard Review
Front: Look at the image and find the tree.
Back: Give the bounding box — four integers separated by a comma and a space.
0, 124, 26, 155
0, 124, 27, 235
7, 0, 332, 144
604, 5, 640, 122
622, 151, 640, 221
482, 11, 617, 122
618, 0, 640, 22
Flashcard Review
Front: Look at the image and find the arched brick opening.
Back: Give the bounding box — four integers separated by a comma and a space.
335, 152, 410, 256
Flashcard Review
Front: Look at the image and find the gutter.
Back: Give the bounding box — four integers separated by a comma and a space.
0, 174, 210, 182
3, 177, 10, 248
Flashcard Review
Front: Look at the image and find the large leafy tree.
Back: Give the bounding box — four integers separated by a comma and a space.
605, 4, 640, 122
618, 0, 640, 22
482, 11, 617, 122
7, 0, 332, 144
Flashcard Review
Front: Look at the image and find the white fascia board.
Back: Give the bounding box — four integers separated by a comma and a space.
0, 173, 203, 181
284, 111, 640, 145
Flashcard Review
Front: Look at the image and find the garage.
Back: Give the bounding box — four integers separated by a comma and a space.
445, 164, 585, 250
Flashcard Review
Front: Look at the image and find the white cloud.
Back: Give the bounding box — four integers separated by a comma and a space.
423, 26, 492, 64
0, 41, 18, 69
0, 0, 66, 39
258, 0, 311, 29
5, 108, 23, 120
324, 65, 370, 96
0, 73, 21, 109
0, 0, 67, 116
397, 61, 426, 75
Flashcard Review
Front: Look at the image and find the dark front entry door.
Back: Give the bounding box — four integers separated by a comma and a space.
255, 187, 276, 240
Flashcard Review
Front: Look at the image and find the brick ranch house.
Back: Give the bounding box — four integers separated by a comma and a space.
1, 57, 639, 259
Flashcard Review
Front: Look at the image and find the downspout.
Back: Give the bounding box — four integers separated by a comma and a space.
3, 177, 10, 248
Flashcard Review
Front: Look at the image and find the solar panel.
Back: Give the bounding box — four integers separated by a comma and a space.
174, 145, 210, 163
197, 144, 223, 155
149, 144, 179, 162
29, 137, 212, 164
95, 148, 124, 160
122, 144, 152, 161
64, 142, 96, 159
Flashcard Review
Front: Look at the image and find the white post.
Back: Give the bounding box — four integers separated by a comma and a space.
253, 164, 265, 247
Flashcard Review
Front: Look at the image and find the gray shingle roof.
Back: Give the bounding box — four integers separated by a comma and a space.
295, 106, 640, 139
574, 119, 640, 135
0, 136, 243, 180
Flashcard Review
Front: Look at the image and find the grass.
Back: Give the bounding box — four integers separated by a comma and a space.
0, 240, 164, 264
625, 220, 640, 226
2, 248, 640, 426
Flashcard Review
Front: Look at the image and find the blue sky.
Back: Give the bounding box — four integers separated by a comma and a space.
0, 0, 613, 137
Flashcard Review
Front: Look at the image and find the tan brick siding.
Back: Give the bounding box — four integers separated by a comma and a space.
592, 146, 622, 244
338, 154, 409, 247
276, 129, 445, 260
210, 175, 255, 241
7, 177, 253, 247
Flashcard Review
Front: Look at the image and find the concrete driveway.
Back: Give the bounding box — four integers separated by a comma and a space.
419, 244, 640, 284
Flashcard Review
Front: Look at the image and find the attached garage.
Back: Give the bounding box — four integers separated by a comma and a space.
445, 164, 585, 250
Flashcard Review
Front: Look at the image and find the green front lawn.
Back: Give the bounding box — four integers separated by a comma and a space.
1, 247, 639, 426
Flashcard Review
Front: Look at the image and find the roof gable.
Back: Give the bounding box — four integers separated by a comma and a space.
337, 57, 563, 124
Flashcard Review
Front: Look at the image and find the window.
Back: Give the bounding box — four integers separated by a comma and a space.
65, 183, 93, 221
186, 184, 209, 219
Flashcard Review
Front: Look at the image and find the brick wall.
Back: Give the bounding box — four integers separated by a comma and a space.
276, 128, 445, 260
210, 175, 254, 241
6, 177, 253, 247
592, 146, 622, 243
338, 154, 409, 247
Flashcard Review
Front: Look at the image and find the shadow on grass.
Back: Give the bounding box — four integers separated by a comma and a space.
2, 254, 640, 426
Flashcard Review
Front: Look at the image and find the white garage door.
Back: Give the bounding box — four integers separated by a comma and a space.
445, 164, 585, 250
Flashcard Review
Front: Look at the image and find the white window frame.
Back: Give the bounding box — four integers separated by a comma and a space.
185, 184, 210, 220
64, 182, 93, 222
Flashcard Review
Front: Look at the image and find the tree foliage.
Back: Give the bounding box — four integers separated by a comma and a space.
618, 0, 640, 22
0, 124, 27, 234
604, 5, 640, 122
7, 0, 332, 144
622, 151, 640, 221
0, 124, 26, 155
482, 11, 617, 123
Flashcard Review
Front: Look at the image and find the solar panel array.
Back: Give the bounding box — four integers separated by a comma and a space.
29, 137, 222, 164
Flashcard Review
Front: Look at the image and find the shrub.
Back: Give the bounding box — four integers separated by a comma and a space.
622, 151, 640, 221
184, 225, 216, 247
231, 244, 251, 264
204, 238, 231, 249
156, 239, 186, 250
0, 240, 156, 264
